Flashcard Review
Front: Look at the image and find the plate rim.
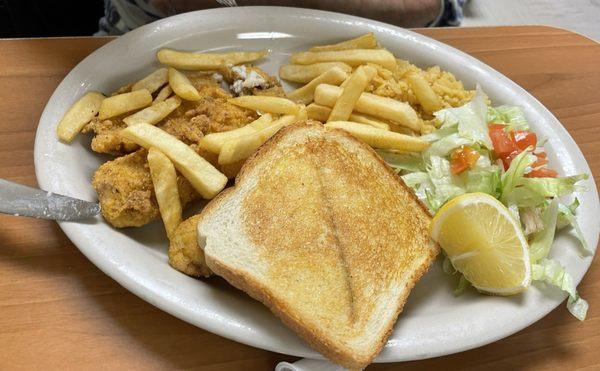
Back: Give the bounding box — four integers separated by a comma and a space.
33, 6, 599, 362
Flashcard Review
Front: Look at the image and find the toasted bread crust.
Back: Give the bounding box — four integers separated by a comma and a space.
202, 122, 439, 368
239, 122, 433, 218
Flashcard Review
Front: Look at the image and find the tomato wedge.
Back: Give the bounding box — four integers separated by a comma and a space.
526, 168, 558, 178
531, 156, 548, 168
512, 130, 537, 151
500, 151, 519, 170
489, 124, 554, 175
450, 146, 480, 174
488, 124, 517, 157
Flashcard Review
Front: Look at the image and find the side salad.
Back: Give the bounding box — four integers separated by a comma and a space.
379, 87, 591, 320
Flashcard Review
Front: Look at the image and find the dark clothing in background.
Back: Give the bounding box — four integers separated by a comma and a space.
0, 0, 465, 38
0, 0, 104, 38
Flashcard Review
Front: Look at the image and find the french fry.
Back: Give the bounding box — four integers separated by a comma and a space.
153, 85, 173, 104
279, 62, 352, 83
420, 123, 436, 135
132, 68, 168, 94
324, 121, 429, 152
219, 160, 245, 179
314, 84, 420, 131
349, 112, 390, 131
198, 114, 273, 153
123, 96, 181, 126
366, 63, 394, 80
309, 33, 378, 52
218, 115, 297, 165
121, 123, 227, 199
290, 49, 396, 70
406, 72, 443, 113
56, 91, 105, 142
306, 103, 331, 122
157, 49, 267, 70
306, 103, 390, 130
296, 104, 308, 121
286, 67, 349, 104
328, 65, 377, 122
168, 67, 201, 101
228, 96, 300, 115
98, 89, 152, 120
147, 147, 182, 238
389, 124, 417, 136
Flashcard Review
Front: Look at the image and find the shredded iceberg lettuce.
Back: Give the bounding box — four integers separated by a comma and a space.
376, 86, 591, 320
500, 150, 537, 205
529, 199, 559, 263
532, 258, 588, 321
557, 199, 579, 229
401, 171, 432, 206
454, 275, 470, 296
503, 174, 587, 209
488, 105, 529, 131
520, 206, 544, 236
434, 86, 492, 149
420, 126, 458, 142
467, 151, 502, 197
376, 150, 425, 173
400, 156, 465, 212
426, 156, 465, 211
558, 201, 592, 256
520, 174, 588, 198
442, 255, 471, 296
442, 255, 456, 275
424, 133, 472, 159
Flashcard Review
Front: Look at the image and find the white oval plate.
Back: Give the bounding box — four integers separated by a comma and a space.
34, 7, 598, 362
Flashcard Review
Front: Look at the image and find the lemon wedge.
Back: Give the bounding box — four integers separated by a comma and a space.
431, 193, 531, 295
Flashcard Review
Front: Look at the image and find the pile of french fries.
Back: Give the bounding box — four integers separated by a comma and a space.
279, 32, 432, 151
55, 32, 435, 239
56, 47, 310, 237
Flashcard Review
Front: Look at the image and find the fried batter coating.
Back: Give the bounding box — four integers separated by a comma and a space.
84, 73, 257, 154
91, 67, 283, 228
160, 84, 258, 144
168, 214, 211, 277
82, 116, 139, 155
92, 149, 199, 228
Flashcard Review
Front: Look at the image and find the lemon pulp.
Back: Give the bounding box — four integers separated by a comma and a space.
431, 193, 531, 295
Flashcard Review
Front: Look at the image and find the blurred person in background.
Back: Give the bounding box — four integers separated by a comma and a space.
98, 0, 466, 35
0, 0, 465, 38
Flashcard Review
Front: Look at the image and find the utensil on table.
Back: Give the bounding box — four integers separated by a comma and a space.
276, 359, 345, 371
0, 179, 99, 221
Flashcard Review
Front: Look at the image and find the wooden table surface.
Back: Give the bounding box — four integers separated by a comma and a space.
0, 26, 599, 370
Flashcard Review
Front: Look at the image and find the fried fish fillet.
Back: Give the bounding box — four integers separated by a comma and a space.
84, 74, 258, 155
91, 67, 282, 228
92, 149, 199, 228
168, 214, 212, 277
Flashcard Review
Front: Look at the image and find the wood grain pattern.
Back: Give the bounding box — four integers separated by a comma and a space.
0, 26, 598, 370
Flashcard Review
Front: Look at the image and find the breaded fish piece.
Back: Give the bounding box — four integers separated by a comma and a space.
91, 67, 283, 228
159, 83, 257, 145
168, 214, 211, 278
84, 71, 276, 155
92, 149, 199, 228
82, 116, 138, 155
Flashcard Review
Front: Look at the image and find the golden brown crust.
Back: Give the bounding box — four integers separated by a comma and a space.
324, 126, 435, 219
92, 149, 199, 228
206, 256, 370, 368
168, 214, 212, 278
203, 122, 439, 369
239, 121, 433, 219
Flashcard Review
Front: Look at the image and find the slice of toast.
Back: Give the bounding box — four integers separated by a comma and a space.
198, 122, 438, 369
